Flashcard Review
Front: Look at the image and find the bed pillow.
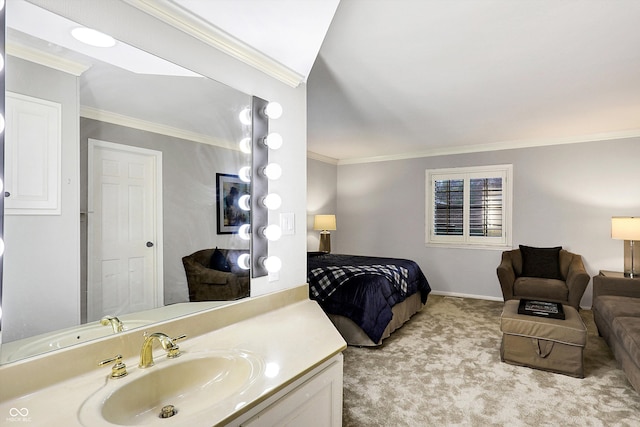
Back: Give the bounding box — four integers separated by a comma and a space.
519, 245, 563, 280
209, 247, 232, 272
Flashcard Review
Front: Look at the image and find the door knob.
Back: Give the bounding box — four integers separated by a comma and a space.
146, 241, 154, 247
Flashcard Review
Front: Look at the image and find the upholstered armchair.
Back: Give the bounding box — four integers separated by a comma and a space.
182, 248, 250, 301
497, 246, 589, 310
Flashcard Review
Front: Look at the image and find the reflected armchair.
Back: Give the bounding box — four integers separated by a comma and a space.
497, 246, 589, 310
182, 248, 250, 301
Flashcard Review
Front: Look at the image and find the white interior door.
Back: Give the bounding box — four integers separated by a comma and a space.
88, 139, 163, 321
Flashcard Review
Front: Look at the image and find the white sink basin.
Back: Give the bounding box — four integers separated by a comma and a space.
79, 350, 263, 426
2, 320, 152, 362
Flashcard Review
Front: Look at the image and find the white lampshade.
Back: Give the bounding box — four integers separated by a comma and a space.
314, 215, 337, 231
612, 217, 640, 240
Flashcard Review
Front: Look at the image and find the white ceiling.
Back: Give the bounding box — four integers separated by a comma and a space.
15, 1, 640, 164
304, 0, 640, 162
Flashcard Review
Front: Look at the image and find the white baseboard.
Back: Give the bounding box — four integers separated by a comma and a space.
430, 290, 503, 301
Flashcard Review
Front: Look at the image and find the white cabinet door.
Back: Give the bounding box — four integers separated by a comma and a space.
241, 355, 343, 427
5, 92, 61, 215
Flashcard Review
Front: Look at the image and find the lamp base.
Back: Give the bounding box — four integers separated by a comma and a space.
319, 232, 331, 253
623, 240, 640, 278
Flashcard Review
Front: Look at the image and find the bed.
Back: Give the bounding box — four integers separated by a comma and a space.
307, 252, 431, 346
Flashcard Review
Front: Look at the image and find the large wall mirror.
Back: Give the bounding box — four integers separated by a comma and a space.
0, 1, 252, 364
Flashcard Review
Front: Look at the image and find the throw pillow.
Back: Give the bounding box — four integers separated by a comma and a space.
209, 247, 232, 272
519, 245, 563, 280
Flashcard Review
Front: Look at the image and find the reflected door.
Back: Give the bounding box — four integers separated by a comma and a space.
88, 139, 163, 321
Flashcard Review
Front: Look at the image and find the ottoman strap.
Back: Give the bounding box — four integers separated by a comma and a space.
532, 338, 554, 358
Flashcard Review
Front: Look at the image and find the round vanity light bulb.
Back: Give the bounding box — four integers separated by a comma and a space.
0, 237, 4, 257
239, 166, 251, 183
238, 108, 252, 125
0, 54, 4, 72
239, 137, 252, 154
264, 102, 283, 119
264, 133, 283, 150
262, 256, 282, 273
71, 27, 116, 47
262, 163, 282, 180
261, 224, 282, 241
238, 224, 251, 240
0, 177, 3, 193
0, 114, 4, 134
238, 194, 251, 211
237, 253, 251, 270
262, 193, 282, 210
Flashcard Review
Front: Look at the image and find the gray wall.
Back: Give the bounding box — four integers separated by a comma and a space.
317, 139, 640, 308
3, 57, 81, 341
307, 158, 338, 250
80, 118, 249, 306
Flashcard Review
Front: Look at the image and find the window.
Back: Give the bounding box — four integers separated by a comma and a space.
426, 165, 512, 249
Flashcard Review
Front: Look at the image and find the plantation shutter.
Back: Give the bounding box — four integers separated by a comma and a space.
433, 179, 464, 236
469, 177, 503, 237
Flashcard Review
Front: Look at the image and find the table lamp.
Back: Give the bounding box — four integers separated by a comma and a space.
611, 217, 640, 278
314, 215, 337, 253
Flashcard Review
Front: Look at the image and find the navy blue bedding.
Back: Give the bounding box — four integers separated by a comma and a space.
307, 253, 431, 343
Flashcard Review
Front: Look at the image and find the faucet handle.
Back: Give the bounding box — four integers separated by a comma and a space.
99, 354, 128, 379
167, 334, 187, 359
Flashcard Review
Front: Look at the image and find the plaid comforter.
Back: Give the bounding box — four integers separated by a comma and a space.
307, 253, 431, 344
309, 264, 409, 302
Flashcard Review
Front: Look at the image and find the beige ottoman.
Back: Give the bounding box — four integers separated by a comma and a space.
500, 300, 587, 378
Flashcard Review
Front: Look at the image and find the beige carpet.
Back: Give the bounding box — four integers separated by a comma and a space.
342, 295, 640, 426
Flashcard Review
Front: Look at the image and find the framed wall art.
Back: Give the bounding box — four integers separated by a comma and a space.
216, 173, 250, 234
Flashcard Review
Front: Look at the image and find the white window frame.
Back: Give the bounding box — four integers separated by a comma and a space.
426, 164, 513, 250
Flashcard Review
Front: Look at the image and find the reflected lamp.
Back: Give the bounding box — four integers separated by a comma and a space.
313, 215, 337, 253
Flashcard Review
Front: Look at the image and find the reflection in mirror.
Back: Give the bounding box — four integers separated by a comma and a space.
0, 1, 252, 364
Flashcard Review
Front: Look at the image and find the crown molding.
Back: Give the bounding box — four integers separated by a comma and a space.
122, 0, 304, 88
7, 42, 91, 76
307, 151, 339, 165
81, 106, 238, 151
334, 129, 640, 165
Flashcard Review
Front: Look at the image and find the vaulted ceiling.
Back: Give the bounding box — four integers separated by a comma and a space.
18, 0, 640, 164
306, 0, 640, 163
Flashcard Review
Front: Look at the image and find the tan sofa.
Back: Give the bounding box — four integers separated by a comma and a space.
497, 247, 589, 310
182, 248, 250, 301
592, 274, 640, 393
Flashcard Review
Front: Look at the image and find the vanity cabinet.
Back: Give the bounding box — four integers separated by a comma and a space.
229, 354, 343, 427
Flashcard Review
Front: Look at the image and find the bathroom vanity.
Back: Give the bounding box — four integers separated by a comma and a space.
0, 286, 347, 426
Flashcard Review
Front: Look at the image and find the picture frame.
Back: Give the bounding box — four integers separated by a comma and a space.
216, 173, 250, 234
517, 299, 565, 320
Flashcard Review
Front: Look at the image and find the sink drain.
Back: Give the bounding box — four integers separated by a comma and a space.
160, 405, 177, 418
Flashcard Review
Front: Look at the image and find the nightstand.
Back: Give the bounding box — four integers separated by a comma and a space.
599, 270, 627, 278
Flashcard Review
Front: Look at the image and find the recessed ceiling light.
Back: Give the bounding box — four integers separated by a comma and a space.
71, 27, 116, 48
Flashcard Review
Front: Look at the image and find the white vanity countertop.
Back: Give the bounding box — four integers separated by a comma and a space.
0, 289, 347, 426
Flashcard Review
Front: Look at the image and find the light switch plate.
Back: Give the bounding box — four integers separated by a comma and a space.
280, 212, 295, 235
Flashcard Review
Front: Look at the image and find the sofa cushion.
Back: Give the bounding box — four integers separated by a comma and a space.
514, 277, 568, 302
593, 296, 640, 321
611, 317, 640, 365
519, 245, 563, 280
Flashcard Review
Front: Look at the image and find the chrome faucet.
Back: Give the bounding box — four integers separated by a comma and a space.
100, 315, 124, 333
139, 332, 186, 368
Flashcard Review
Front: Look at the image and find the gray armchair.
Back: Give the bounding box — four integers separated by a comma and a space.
497, 247, 589, 310
182, 248, 250, 301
